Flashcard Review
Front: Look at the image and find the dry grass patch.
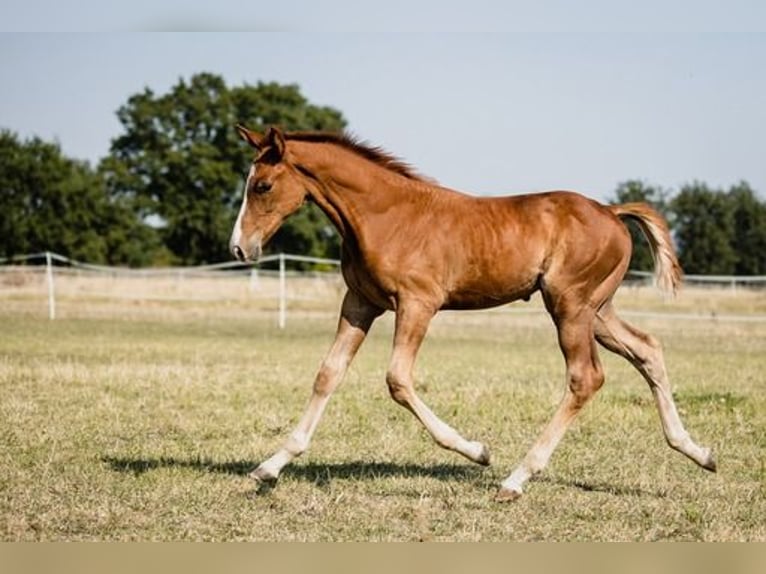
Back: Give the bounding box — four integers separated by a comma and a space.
1, 289, 764, 540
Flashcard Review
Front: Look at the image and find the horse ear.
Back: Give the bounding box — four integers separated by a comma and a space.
266, 126, 286, 158
236, 124, 264, 150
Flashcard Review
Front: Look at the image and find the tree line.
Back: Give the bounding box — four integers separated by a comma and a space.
1, 73, 344, 267
1, 72, 765, 274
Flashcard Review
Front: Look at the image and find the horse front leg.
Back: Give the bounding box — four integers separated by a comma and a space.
385, 302, 490, 465
250, 290, 382, 483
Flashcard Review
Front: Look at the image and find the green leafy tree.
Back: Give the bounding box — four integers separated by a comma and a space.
0, 130, 158, 265
672, 182, 737, 275
727, 182, 766, 275
610, 180, 670, 271
102, 73, 346, 264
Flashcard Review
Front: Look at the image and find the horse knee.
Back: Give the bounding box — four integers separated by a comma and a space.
567, 365, 604, 406
386, 370, 412, 406
593, 362, 605, 391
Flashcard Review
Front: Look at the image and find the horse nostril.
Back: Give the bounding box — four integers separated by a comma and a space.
233, 245, 245, 261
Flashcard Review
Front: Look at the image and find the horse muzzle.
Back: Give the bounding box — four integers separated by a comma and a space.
230, 216, 264, 261
232, 244, 246, 262
230, 239, 262, 262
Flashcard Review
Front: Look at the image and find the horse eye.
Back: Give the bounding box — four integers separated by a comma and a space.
254, 181, 273, 194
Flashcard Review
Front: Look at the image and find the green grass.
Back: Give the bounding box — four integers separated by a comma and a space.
1, 303, 765, 541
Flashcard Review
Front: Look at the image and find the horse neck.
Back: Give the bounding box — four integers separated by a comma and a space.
290, 141, 428, 242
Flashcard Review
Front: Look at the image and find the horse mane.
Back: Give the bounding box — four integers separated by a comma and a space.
285, 131, 431, 182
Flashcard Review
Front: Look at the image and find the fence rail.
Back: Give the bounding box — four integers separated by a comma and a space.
0, 251, 342, 328
2, 252, 766, 325
626, 269, 766, 288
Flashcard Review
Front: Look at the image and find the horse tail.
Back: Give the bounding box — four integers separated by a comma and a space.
610, 202, 683, 296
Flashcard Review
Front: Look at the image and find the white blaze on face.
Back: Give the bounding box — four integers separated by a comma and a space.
230, 164, 255, 251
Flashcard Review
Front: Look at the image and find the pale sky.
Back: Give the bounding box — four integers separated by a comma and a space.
1, 2, 765, 201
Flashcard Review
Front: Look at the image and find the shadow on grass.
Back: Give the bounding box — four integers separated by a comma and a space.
537, 475, 667, 498
101, 455, 483, 484
102, 456, 667, 498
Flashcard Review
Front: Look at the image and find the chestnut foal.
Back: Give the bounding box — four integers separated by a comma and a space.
229, 125, 715, 501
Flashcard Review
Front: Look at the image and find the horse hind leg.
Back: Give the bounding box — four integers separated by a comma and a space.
594, 302, 716, 471
497, 309, 606, 501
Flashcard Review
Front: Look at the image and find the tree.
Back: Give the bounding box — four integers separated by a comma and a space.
671, 182, 737, 275
609, 180, 670, 271
727, 182, 766, 275
0, 130, 158, 266
102, 73, 346, 264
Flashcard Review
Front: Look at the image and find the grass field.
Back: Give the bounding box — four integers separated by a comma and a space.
1, 281, 765, 541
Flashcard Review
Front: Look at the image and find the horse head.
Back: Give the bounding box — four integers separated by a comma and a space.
229, 125, 307, 262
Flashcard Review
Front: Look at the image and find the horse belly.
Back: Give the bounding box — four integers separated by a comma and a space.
439, 215, 543, 310
442, 269, 540, 310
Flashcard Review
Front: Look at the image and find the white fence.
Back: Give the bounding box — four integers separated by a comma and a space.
625, 269, 766, 290
0, 251, 343, 328
2, 252, 765, 325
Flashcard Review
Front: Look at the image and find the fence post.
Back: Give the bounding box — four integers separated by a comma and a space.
45, 251, 56, 320
249, 266, 260, 293
278, 253, 286, 329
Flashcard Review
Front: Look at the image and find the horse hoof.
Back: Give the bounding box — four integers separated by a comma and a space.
702, 450, 717, 473
477, 444, 491, 466
249, 466, 278, 483
495, 487, 522, 503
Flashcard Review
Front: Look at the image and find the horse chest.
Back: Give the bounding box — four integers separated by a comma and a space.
340, 257, 396, 311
